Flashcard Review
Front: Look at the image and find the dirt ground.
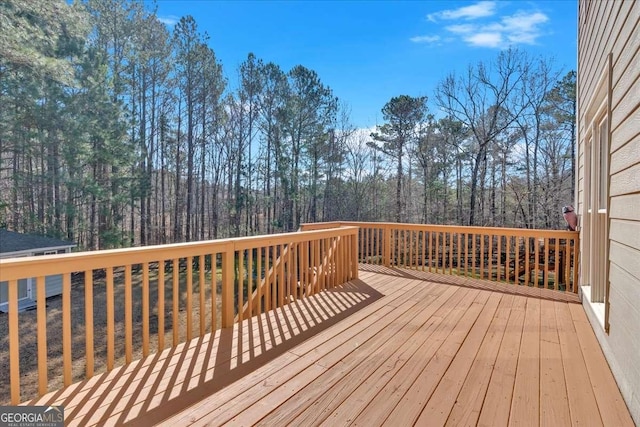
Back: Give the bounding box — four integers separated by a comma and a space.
0, 262, 223, 405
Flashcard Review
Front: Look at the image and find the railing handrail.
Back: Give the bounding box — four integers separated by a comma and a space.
301, 221, 579, 238
0, 227, 359, 282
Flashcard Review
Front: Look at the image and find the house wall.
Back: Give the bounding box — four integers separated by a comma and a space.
578, 0, 640, 423
43, 275, 64, 299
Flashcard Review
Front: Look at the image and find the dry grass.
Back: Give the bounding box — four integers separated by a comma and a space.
0, 262, 224, 405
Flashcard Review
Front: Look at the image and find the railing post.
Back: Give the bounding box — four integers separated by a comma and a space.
221, 242, 235, 328
384, 226, 392, 267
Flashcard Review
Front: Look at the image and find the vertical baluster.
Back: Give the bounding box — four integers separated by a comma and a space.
321, 239, 328, 290
457, 233, 462, 276
420, 231, 424, 271
410, 230, 415, 269
524, 239, 531, 286
504, 236, 517, 283
63, 273, 72, 385
316, 238, 322, 291
278, 244, 285, 307
257, 248, 262, 315
544, 238, 550, 289
391, 229, 396, 267
368, 228, 373, 265
172, 259, 180, 345
379, 228, 383, 266
328, 238, 333, 287
312, 239, 318, 294
375, 228, 379, 265
247, 249, 254, 317
565, 239, 571, 291
328, 237, 333, 287
514, 236, 520, 285
293, 242, 299, 299
554, 239, 560, 291
143, 263, 150, 355
211, 254, 218, 331
462, 234, 467, 276
186, 257, 193, 340
472, 234, 476, 278
361, 228, 366, 264
339, 235, 345, 282
264, 248, 271, 313
125, 264, 133, 363
35, 276, 48, 393
364, 228, 369, 265
378, 228, 382, 266
426, 231, 431, 273
533, 237, 540, 287
487, 234, 493, 280
431, 232, 436, 274
497, 236, 502, 281
405, 230, 410, 268
307, 240, 312, 290
337, 236, 342, 285
480, 234, 485, 279
302, 241, 307, 296
335, 236, 340, 283
106, 267, 115, 370
83, 271, 93, 380
238, 250, 244, 319
158, 261, 165, 350
8, 279, 20, 403
449, 232, 454, 275
199, 255, 206, 335
418, 230, 422, 271
340, 235, 345, 282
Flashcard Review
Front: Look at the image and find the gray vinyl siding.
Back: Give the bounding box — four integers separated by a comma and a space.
0, 275, 63, 304
44, 274, 63, 299
578, 0, 640, 423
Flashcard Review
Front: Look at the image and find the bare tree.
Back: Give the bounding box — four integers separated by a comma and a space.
436, 48, 529, 225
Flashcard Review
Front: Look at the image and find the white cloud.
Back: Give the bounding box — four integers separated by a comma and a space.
446, 24, 476, 34
419, 6, 549, 49
428, 1, 496, 22
465, 32, 503, 48
158, 15, 179, 26
410, 35, 441, 44
501, 12, 549, 44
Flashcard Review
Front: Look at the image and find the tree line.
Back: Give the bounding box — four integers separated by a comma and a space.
0, 0, 575, 250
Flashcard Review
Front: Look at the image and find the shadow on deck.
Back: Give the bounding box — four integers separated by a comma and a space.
28, 279, 383, 426
28, 266, 630, 426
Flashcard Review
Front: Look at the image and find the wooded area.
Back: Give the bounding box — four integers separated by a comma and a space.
0, 0, 575, 250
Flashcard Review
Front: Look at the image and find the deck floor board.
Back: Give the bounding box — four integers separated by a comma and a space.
27, 265, 634, 426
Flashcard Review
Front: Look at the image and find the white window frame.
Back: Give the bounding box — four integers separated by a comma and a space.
580, 54, 611, 332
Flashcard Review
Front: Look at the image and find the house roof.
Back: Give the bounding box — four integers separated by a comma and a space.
0, 229, 75, 255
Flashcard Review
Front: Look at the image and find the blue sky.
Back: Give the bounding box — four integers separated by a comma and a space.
151, 0, 577, 129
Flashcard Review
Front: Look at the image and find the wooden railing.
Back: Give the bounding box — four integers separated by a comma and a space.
0, 226, 358, 404
301, 222, 579, 293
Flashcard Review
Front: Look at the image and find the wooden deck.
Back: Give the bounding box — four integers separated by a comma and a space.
28, 266, 633, 426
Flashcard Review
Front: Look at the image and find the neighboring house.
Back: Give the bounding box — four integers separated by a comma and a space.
0, 229, 75, 312
577, 0, 640, 423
